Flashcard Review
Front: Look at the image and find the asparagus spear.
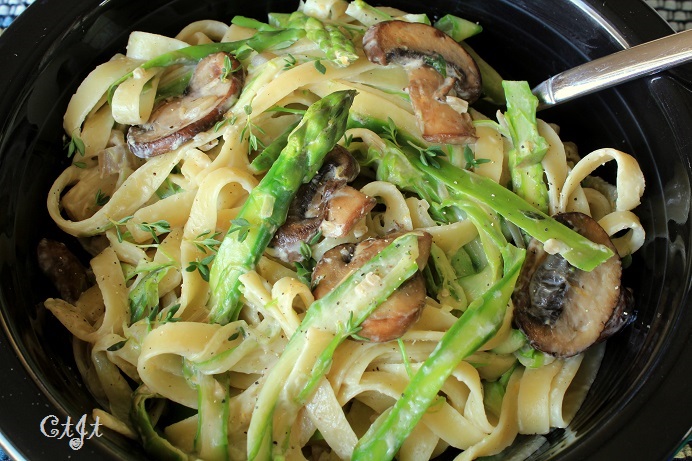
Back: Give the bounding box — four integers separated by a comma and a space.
352, 244, 525, 461
191, 371, 230, 461
208, 90, 356, 325
231, 16, 279, 32
434, 14, 483, 41
352, 119, 612, 271
287, 11, 359, 67
131, 385, 189, 461
345, 0, 393, 26
247, 232, 421, 461
503, 80, 550, 212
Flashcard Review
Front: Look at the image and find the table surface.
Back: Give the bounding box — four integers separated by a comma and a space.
0, 0, 690, 460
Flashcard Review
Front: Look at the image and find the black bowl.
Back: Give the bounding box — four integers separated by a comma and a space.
0, 0, 690, 460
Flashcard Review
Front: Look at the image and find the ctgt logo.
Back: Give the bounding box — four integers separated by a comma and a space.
39, 414, 103, 450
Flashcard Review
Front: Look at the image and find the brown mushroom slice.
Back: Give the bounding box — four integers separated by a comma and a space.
127, 52, 244, 158
363, 20, 482, 144
512, 212, 634, 358
312, 232, 432, 342
271, 146, 376, 262
321, 186, 375, 238
407, 66, 476, 144
37, 238, 90, 304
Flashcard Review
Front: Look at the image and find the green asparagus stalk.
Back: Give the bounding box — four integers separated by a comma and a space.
434, 14, 483, 41
420, 157, 611, 271
483, 364, 518, 418
352, 119, 613, 271
129, 262, 175, 323
287, 11, 359, 67
344, 0, 393, 26
268, 12, 291, 28
503, 80, 550, 212
231, 16, 279, 32
108, 29, 305, 101
131, 385, 189, 461
423, 243, 468, 312
431, 14, 505, 104
193, 372, 230, 461
351, 244, 525, 461
208, 90, 356, 325
247, 232, 421, 461
459, 41, 506, 105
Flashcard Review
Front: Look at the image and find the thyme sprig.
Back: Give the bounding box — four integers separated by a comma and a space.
227, 218, 252, 243
138, 220, 171, 244
463, 145, 491, 171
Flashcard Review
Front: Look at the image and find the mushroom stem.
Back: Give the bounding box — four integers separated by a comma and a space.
363, 20, 482, 144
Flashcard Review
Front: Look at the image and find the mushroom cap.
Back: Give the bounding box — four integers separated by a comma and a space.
363, 20, 482, 103
312, 231, 432, 342
512, 212, 633, 358
127, 52, 244, 158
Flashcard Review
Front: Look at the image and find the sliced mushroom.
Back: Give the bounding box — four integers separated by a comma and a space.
271, 146, 376, 262
37, 238, 90, 304
512, 212, 634, 358
127, 52, 244, 158
312, 231, 432, 342
363, 20, 482, 144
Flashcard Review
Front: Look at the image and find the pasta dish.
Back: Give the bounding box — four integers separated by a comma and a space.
39, 1, 647, 459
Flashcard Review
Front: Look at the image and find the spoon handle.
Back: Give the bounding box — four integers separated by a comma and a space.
533, 29, 692, 109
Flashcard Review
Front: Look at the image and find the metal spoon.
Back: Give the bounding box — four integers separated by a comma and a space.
532, 29, 692, 110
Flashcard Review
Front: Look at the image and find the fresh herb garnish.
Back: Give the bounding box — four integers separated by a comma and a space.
344, 311, 368, 341
294, 233, 321, 286
228, 325, 247, 341
107, 340, 127, 352
157, 303, 181, 323
314, 60, 327, 75
424, 53, 447, 78
227, 217, 251, 243
185, 254, 216, 282
283, 53, 297, 70
463, 145, 491, 170
108, 215, 134, 243
66, 134, 86, 158
95, 189, 110, 207
397, 338, 413, 377
265, 106, 307, 115
138, 220, 171, 244
214, 115, 238, 133
381, 117, 400, 146
156, 178, 183, 199
190, 230, 222, 254
220, 54, 238, 81
407, 141, 445, 169
240, 105, 266, 151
